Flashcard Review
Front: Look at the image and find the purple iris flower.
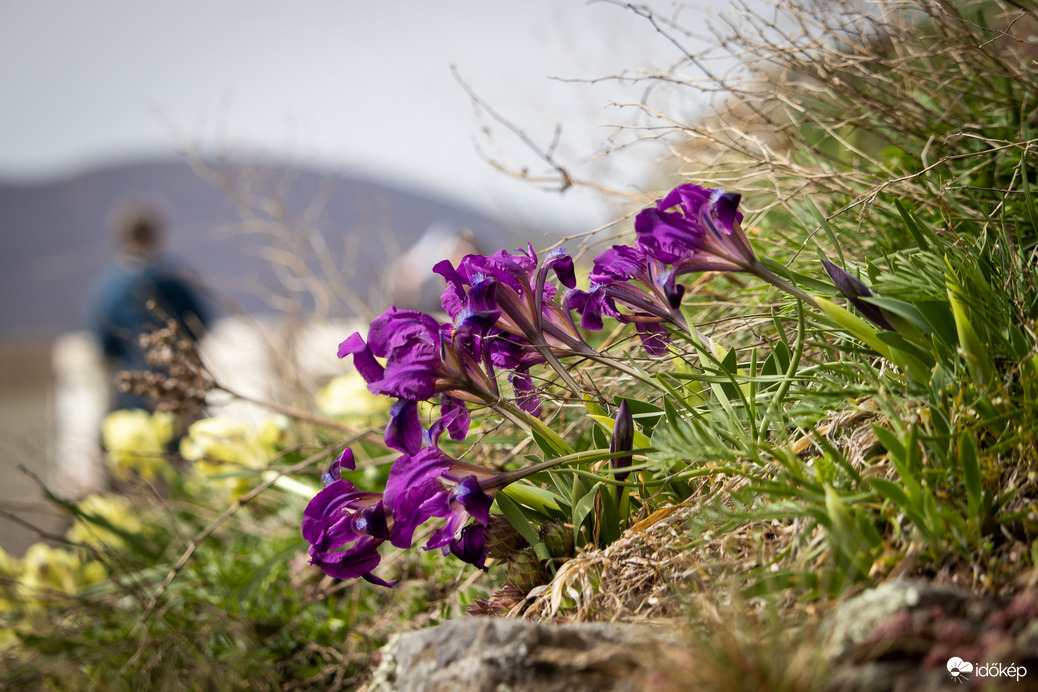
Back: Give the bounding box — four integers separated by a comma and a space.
304, 440, 569, 585
567, 243, 687, 355
427, 396, 471, 447
302, 450, 398, 586
339, 306, 498, 453
635, 184, 759, 275
435, 244, 584, 351
478, 331, 546, 416
630, 183, 818, 308
422, 476, 494, 569
448, 523, 488, 569
434, 244, 590, 406
383, 446, 505, 570
507, 368, 542, 417
822, 260, 894, 331
321, 447, 355, 486
337, 308, 442, 401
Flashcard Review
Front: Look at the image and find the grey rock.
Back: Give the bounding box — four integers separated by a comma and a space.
367, 617, 676, 692
824, 578, 977, 660
820, 579, 1038, 692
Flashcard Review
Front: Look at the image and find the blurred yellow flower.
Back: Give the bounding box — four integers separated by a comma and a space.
101, 409, 177, 482
180, 416, 286, 499
315, 373, 389, 422
18, 543, 106, 608
0, 546, 22, 612
65, 493, 149, 552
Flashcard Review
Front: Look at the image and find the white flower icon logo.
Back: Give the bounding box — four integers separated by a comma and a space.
947, 657, 973, 683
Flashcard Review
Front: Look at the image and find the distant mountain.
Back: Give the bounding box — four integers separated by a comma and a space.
0, 158, 530, 338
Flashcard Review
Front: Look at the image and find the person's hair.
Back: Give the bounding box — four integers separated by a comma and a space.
116, 205, 164, 255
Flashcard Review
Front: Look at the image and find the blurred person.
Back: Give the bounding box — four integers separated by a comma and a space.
88, 204, 210, 411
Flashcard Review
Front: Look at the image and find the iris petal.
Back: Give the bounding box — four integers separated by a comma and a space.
385, 399, 422, 454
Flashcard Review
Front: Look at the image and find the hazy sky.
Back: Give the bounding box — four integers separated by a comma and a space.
0, 1, 725, 227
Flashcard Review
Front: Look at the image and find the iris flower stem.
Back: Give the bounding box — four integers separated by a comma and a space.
490, 447, 652, 489
536, 342, 585, 396
479, 345, 500, 398
531, 310, 587, 397
493, 447, 654, 513
495, 284, 584, 397
750, 263, 819, 308
574, 349, 663, 392
492, 399, 576, 456
604, 284, 689, 334
498, 483, 561, 515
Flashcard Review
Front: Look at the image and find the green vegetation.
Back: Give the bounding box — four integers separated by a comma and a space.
2, 1, 1036, 688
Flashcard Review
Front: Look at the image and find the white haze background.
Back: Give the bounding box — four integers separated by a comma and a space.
0, 0, 725, 228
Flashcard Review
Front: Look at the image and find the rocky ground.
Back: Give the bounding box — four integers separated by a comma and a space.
361, 506, 1038, 691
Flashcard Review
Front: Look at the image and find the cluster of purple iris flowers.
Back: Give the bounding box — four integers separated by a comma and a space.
301, 183, 780, 586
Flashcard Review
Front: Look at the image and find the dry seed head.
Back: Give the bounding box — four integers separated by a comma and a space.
118, 318, 215, 416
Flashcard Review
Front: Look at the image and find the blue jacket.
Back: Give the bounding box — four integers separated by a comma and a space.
90, 256, 209, 408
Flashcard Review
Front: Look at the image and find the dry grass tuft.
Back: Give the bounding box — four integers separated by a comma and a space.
518, 499, 818, 623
